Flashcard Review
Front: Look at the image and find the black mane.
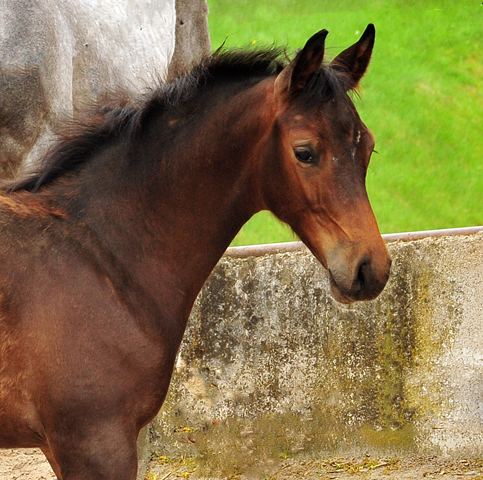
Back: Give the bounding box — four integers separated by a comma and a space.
2, 46, 348, 193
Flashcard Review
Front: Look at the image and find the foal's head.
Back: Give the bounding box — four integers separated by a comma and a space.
259, 25, 390, 303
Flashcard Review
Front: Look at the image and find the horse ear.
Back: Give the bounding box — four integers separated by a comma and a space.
330, 24, 375, 90
274, 29, 328, 97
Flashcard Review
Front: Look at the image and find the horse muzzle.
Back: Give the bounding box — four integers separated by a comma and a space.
326, 247, 392, 304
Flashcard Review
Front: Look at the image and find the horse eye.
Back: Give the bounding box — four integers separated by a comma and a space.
294, 147, 317, 165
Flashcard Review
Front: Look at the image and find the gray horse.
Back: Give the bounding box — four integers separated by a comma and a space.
0, 0, 210, 178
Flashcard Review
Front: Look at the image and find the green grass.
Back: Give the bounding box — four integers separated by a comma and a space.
207, 1, 483, 245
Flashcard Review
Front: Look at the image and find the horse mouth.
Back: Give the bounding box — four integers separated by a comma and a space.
328, 272, 355, 304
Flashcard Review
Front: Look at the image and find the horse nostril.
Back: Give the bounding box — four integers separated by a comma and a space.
354, 258, 370, 293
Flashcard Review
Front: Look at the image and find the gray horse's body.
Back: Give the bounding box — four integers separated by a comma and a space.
0, 0, 210, 178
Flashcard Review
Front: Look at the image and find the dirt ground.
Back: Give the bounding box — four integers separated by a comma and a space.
146, 455, 483, 479
0, 449, 55, 480
2, 449, 483, 480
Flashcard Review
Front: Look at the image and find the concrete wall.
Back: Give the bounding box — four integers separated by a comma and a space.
144, 228, 483, 478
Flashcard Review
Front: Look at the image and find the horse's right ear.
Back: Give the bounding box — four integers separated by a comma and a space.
274, 29, 329, 97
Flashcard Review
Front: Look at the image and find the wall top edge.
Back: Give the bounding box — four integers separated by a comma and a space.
224, 226, 483, 259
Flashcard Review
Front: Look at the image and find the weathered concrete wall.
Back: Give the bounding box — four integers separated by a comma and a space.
143, 229, 483, 478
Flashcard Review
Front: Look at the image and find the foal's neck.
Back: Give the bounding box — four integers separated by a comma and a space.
66, 77, 276, 325
142, 76, 274, 241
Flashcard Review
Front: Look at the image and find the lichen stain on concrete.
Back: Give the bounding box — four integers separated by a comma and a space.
149, 234, 477, 476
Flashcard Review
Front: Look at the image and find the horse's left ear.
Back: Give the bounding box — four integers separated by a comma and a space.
274, 29, 328, 97
330, 24, 375, 90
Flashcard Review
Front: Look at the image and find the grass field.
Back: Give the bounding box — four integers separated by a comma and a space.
206, 1, 483, 246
